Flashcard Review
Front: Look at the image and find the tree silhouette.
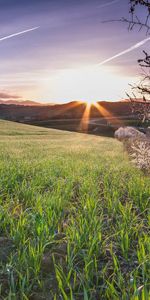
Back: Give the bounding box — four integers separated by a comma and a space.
127, 0, 150, 124
127, 0, 150, 33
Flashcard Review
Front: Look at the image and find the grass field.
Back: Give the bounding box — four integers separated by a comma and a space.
0, 120, 150, 300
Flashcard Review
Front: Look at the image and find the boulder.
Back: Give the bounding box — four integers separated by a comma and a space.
114, 126, 145, 141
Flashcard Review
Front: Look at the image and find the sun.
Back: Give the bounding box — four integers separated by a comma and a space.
84, 99, 97, 106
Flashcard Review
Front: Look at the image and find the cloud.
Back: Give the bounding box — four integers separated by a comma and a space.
0, 27, 39, 43
97, 36, 150, 66
0, 92, 21, 99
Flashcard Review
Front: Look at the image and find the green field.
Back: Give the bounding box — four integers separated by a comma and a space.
0, 120, 149, 300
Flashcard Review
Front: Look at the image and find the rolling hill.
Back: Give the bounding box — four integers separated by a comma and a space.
0, 99, 49, 106
0, 100, 133, 122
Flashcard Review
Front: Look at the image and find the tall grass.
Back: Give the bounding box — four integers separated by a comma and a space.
0, 120, 149, 299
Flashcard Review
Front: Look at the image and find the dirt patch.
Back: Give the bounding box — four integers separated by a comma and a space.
0, 237, 15, 298
29, 292, 53, 300
0, 237, 14, 263
32, 234, 68, 299
41, 234, 67, 275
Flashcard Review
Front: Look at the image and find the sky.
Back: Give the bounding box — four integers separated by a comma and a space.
0, 0, 149, 103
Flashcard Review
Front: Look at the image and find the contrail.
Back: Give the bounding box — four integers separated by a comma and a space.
0, 27, 39, 42
99, 0, 120, 9
97, 36, 150, 66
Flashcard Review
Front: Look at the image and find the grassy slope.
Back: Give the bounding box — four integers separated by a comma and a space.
0, 120, 149, 300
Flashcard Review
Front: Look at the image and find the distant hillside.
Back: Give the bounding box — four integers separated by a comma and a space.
0, 100, 49, 106
0, 100, 134, 122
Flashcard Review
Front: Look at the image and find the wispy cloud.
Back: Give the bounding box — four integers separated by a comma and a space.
0, 92, 21, 99
97, 36, 150, 66
0, 27, 39, 43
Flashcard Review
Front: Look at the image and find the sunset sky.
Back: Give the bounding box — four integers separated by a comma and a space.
0, 0, 149, 103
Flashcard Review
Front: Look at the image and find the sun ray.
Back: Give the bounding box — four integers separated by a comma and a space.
78, 101, 123, 134
79, 103, 92, 132
94, 102, 123, 127
54, 100, 83, 117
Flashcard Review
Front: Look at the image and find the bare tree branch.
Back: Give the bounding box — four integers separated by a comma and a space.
126, 1, 150, 124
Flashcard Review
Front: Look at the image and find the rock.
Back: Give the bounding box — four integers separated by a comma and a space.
114, 126, 145, 141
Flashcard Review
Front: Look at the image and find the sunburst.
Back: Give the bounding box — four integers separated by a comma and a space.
80, 101, 122, 132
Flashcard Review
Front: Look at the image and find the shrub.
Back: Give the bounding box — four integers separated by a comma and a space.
124, 138, 150, 173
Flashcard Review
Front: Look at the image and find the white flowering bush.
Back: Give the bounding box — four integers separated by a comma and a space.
131, 140, 150, 171
124, 138, 150, 173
